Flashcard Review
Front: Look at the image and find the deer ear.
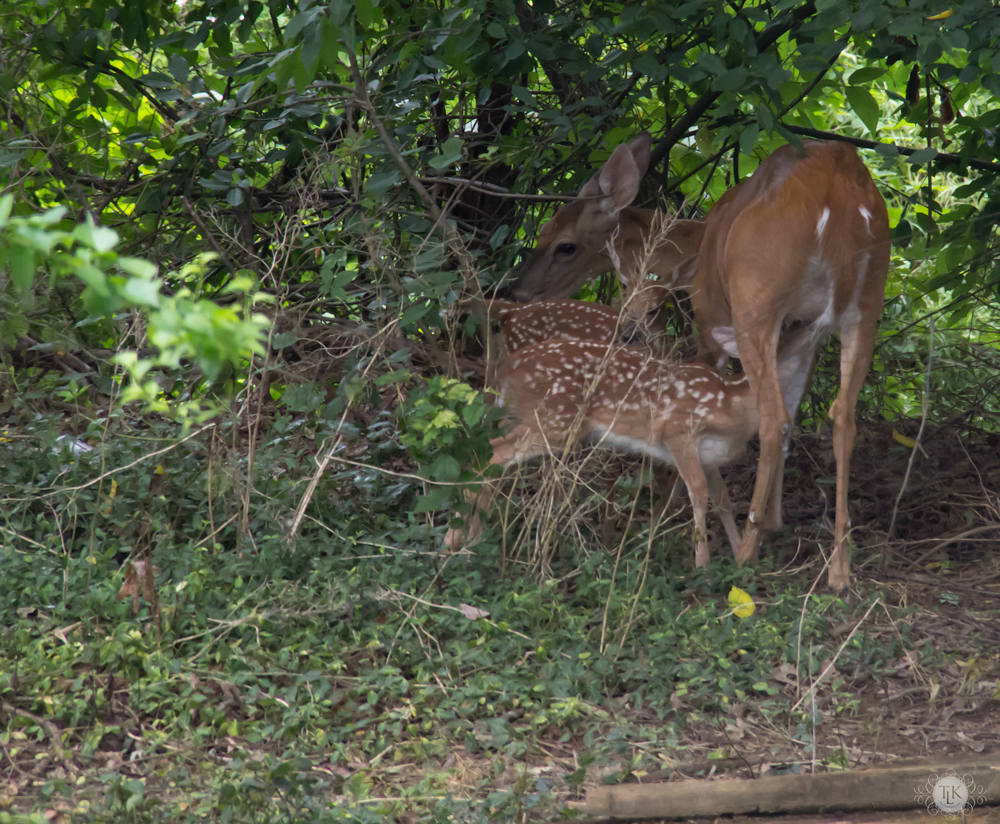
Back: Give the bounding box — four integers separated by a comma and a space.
627, 132, 652, 176
578, 172, 603, 199
596, 143, 642, 214
668, 254, 700, 288
711, 326, 740, 358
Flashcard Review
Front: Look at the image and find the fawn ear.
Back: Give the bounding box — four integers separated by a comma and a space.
711, 326, 740, 358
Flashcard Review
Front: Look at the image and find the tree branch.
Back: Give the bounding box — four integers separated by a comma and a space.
649, 2, 817, 170
344, 46, 497, 377
780, 124, 1000, 174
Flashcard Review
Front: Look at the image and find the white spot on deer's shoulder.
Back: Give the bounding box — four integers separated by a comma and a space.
815, 206, 830, 239
859, 205, 873, 236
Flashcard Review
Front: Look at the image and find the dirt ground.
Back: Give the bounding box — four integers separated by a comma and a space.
559, 416, 1000, 820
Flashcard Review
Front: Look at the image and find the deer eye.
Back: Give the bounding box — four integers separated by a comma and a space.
555, 242, 577, 256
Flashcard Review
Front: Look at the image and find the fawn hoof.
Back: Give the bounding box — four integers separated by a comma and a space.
827, 571, 851, 596
443, 517, 483, 552
442, 527, 464, 552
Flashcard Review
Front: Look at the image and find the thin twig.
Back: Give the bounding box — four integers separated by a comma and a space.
1, 700, 64, 744
36, 425, 215, 496
789, 598, 880, 713
182, 196, 240, 275
418, 177, 576, 202
908, 525, 1000, 570
343, 43, 497, 378
887, 318, 935, 539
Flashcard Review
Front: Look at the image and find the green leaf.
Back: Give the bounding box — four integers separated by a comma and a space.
428, 137, 463, 170
302, 21, 323, 78
137, 72, 176, 89
844, 85, 880, 134
292, 52, 318, 93
374, 368, 411, 387
33, 206, 67, 227
356, 0, 377, 28
428, 455, 461, 483
330, 0, 353, 26
714, 67, 748, 92
511, 85, 537, 108
847, 66, 884, 84
755, 105, 774, 132
400, 303, 431, 327
906, 147, 938, 165
365, 164, 400, 197
413, 487, 451, 512
8, 243, 35, 291
320, 257, 357, 299
739, 123, 759, 156
0, 193, 12, 228
75, 261, 109, 292
121, 277, 162, 308
167, 54, 190, 83
697, 52, 726, 75
74, 218, 119, 253
118, 257, 158, 279
285, 9, 319, 42
982, 74, 1000, 98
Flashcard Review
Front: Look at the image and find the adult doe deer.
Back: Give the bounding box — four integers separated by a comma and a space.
511, 137, 891, 591
444, 326, 818, 567
510, 133, 703, 306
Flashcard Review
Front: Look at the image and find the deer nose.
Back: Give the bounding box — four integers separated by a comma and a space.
509, 283, 533, 302
618, 319, 645, 345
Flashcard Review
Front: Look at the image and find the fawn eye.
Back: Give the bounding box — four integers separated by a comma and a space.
555, 242, 577, 256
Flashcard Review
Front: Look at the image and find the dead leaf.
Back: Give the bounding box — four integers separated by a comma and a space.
459, 603, 489, 620
956, 731, 985, 752
116, 560, 161, 620
116, 564, 140, 611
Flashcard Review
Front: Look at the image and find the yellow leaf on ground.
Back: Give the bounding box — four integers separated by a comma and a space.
728, 586, 755, 619
892, 429, 916, 448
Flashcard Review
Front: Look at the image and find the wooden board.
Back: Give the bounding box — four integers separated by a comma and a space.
573, 759, 1000, 820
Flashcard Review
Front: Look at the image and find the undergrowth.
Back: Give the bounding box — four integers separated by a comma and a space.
0, 409, 938, 824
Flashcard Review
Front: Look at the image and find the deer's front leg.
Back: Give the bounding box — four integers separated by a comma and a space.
442, 425, 539, 550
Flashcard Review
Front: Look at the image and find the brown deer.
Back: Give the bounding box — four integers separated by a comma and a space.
444, 326, 818, 566
511, 137, 890, 592
481, 297, 689, 543
509, 132, 703, 308
484, 298, 622, 353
